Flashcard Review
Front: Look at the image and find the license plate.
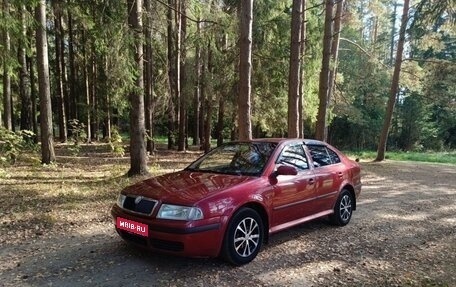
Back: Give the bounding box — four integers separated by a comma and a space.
116, 217, 149, 237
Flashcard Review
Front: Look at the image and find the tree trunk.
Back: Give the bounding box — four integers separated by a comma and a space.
177, 0, 187, 151
127, 0, 148, 176
68, 12, 77, 122
167, 0, 176, 149
298, 0, 307, 138
217, 95, 225, 146
82, 30, 91, 143
376, 0, 410, 162
19, 4, 32, 131
105, 59, 112, 140
238, 0, 253, 141
2, 0, 12, 130
173, 0, 182, 150
327, 0, 343, 117
28, 55, 38, 139
204, 99, 212, 153
59, 10, 69, 139
288, 0, 303, 138
193, 21, 201, 146
199, 47, 206, 150
144, 0, 155, 153
91, 45, 97, 141
315, 0, 334, 141
35, 0, 56, 164
202, 44, 212, 153
390, 1, 398, 66
53, 1, 67, 142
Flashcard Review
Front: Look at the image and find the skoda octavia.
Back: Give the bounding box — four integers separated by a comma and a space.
111, 139, 362, 265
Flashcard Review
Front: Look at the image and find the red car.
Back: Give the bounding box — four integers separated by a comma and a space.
111, 139, 362, 265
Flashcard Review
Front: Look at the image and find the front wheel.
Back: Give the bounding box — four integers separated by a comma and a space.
221, 208, 264, 265
330, 189, 354, 226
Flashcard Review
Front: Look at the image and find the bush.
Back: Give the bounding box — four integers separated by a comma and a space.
109, 127, 125, 157
0, 128, 37, 165
68, 119, 87, 145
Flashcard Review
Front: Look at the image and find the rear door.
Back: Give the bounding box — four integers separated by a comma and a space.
306, 145, 345, 211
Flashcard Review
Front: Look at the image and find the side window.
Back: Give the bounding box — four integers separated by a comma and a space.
327, 148, 341, 164
308, 145, 332, 167
276, 144, 309, 171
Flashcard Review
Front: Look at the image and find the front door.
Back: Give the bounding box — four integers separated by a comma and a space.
271, 143, 317, 229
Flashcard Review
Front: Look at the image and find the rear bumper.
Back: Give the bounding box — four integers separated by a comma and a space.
111, 204, 224, 258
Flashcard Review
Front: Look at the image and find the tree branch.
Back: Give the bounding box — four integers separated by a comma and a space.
403, 58, 456, 64
153, 0, 222, 26
304, 2, 325, 12
339, 37, 390, 69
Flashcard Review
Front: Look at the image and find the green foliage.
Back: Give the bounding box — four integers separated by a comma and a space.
67, 119, 86, 155
68, 119, 87, 145
109, 127, 125, 157
0, 128, 36, 165
1, 0, 454, 159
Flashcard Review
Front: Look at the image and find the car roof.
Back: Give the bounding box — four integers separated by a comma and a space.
248, 138, 327, 146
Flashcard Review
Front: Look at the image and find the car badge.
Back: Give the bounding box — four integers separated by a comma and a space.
134, 196, 143, 204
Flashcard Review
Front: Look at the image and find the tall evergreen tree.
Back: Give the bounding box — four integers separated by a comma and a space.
52, 0, 67, 142
144, 0, 155, 153
327, 0, 344, 112
35, 0, 56, 164
376, 0, 411, 161
2, 0, 12, 130
316, 0, 334, 142
19, 4, 32, 131
127, 0, 148, 176
288, 0, 304, 138
238, 0, 253, 141
177, 0, 187, 151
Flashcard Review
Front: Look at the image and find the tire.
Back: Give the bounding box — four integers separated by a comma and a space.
222, 208, 264, 265
330, 189, 354, 226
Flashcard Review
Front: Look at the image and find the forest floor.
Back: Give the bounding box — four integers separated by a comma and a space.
0, 143, 455, 287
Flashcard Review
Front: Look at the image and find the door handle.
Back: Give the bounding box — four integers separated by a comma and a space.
337, 172, 343, 178
308, 178, 315, 184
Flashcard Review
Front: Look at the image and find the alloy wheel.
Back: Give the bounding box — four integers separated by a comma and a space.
340, 194, 352, 222
233, 217, 260, 257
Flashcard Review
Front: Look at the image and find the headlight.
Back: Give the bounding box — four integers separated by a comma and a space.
117, 194, 126, 207
156, 204, 204, 221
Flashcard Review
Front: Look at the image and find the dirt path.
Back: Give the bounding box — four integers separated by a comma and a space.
1, 160, 455, 286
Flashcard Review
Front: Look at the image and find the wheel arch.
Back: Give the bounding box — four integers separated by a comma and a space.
233, 202, 270, 243
342, 184, 356, 210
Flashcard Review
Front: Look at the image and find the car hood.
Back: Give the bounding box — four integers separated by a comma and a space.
122, 170, 254, 205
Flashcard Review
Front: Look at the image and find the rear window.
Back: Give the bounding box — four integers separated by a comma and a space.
307, 145, 340, 167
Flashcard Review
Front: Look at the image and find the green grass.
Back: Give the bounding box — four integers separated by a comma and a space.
345, 150, 456, 165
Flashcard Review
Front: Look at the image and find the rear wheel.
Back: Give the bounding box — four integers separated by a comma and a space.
222, 208, 264, 265
330, 189, 354, 226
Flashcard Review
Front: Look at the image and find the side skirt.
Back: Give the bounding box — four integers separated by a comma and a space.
269, 209, 333, 234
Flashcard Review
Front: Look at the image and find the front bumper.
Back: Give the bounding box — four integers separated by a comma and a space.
111, 204, 225, 258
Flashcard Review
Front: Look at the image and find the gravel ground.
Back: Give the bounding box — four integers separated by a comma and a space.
1, 160, 455, 286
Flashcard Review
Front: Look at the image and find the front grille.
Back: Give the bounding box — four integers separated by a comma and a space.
122, 195, 157, 215
151, 239, 184, 252
120, 231, 148, 246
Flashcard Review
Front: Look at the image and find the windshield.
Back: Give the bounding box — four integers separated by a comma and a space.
186, 142, 277, 176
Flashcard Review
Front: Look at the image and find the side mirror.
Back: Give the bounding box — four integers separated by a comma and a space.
276, 165, 298, 176
269, 165, 298, 185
